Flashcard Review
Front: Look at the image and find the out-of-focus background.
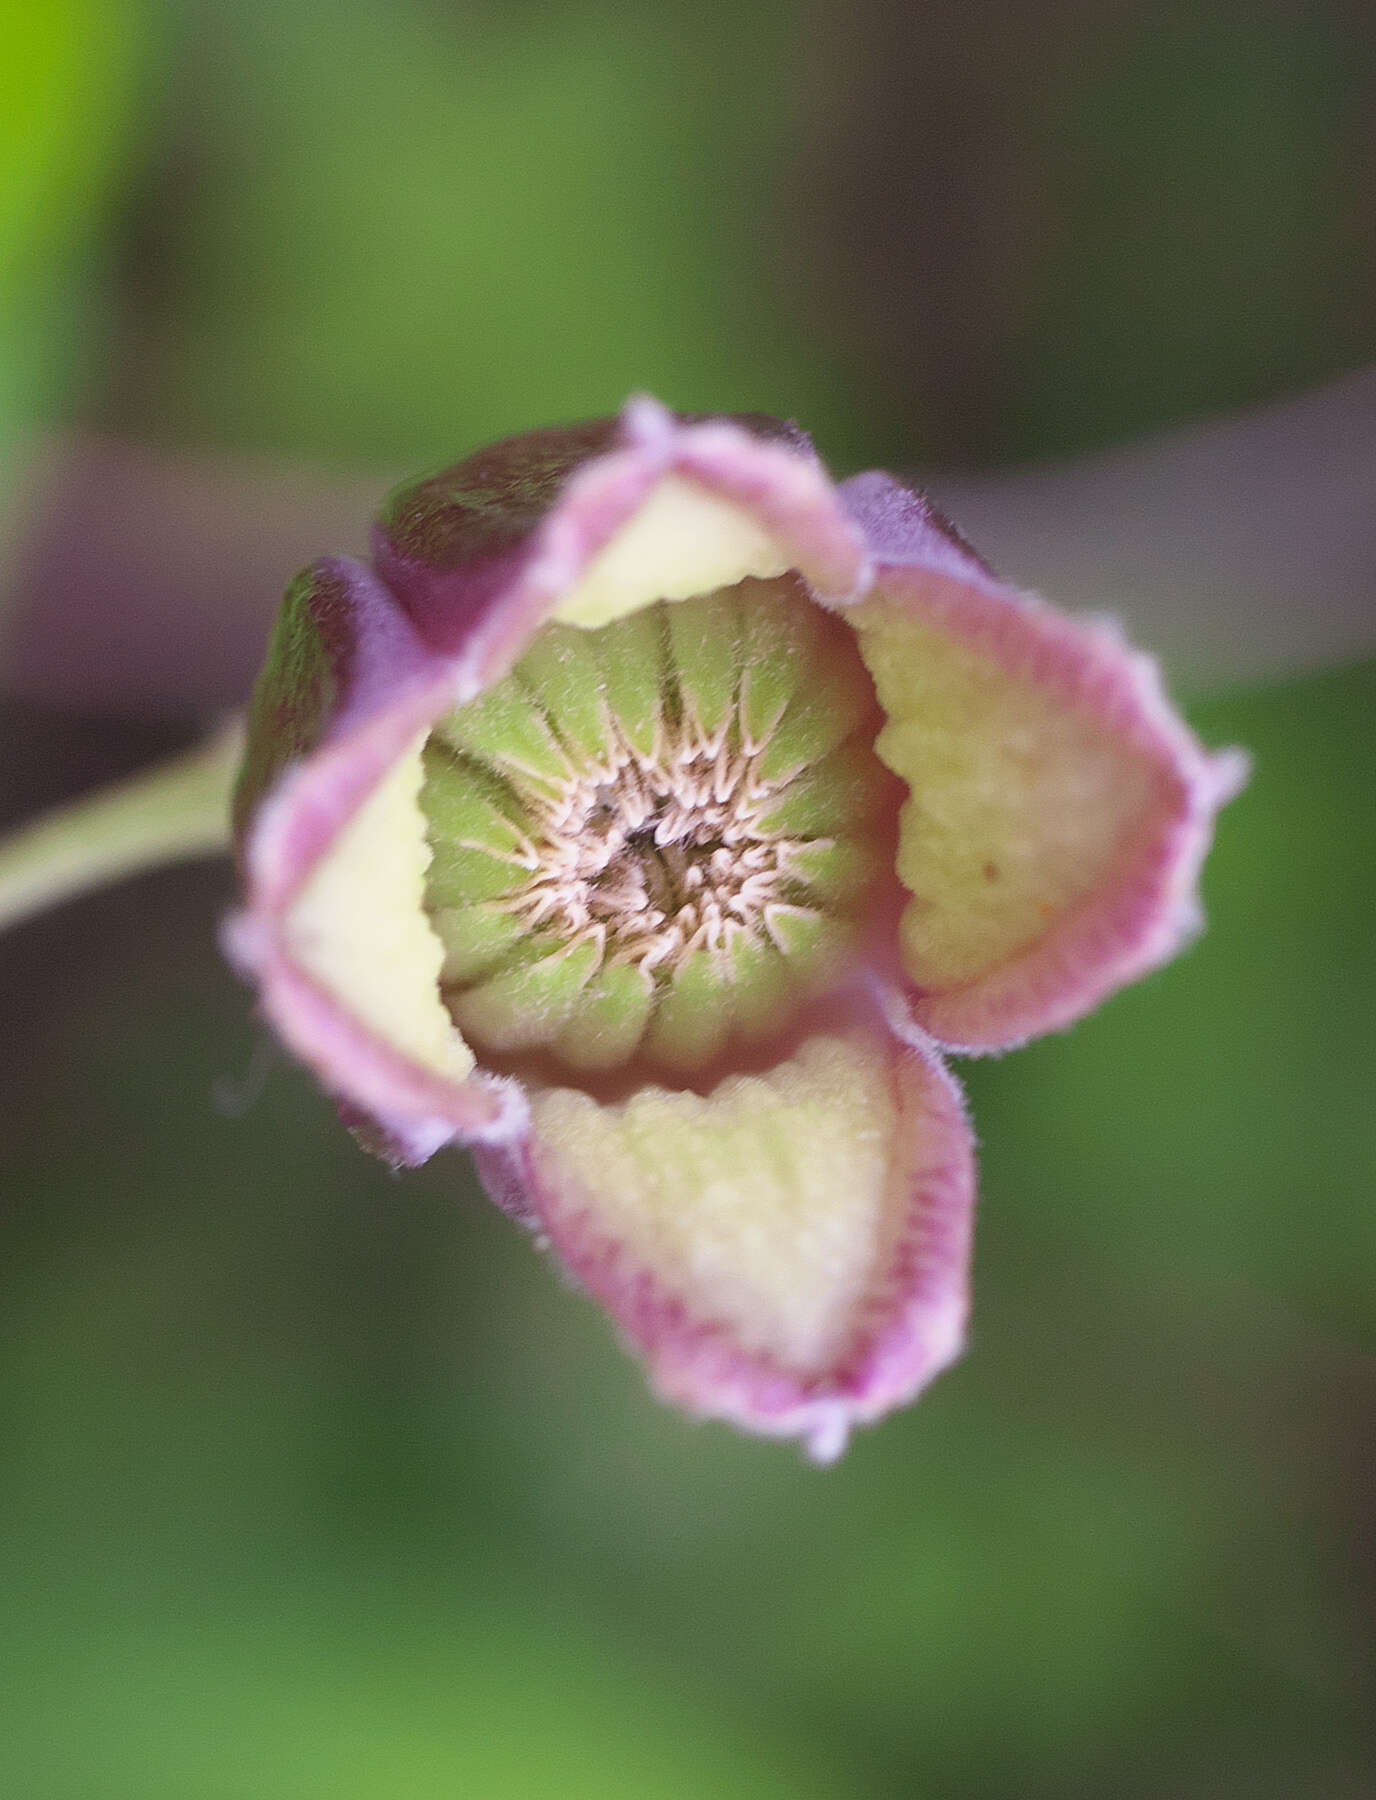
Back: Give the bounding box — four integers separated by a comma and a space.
2, 1, 1374, 1794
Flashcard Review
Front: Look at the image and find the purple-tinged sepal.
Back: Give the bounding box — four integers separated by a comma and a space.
838, 471, 1247, 1051
477, 1025, 975, 1460
228, 555, 523, 1162
372, 398, 870, 690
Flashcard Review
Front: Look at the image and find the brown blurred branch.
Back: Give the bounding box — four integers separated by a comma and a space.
0, 437, 387, 717
927, 366, 1376, 690
1, 369, 1372, 721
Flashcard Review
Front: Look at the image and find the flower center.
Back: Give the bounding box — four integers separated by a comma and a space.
419, 575, 896, 1074
497, 735, 833, 964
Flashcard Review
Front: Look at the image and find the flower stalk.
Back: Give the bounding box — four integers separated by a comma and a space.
0, 716, 243, 932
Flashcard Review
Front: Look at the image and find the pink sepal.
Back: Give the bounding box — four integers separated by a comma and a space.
229, 557, 523, 1154
373, 398, 870, 697
477, 1027, 976, 1461
841, 472, 1247, 1052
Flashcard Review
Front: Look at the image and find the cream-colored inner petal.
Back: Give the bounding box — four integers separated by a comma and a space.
851, 596, 1158, 989
530, 1033, 907, 1373
554, 475, 790, 628
285, 737, 476, 1081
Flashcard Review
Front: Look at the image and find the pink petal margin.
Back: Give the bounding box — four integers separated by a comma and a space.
225, 558, 524, 1162
373, 396, 871, 698
474, 1029, 977, 1461
840, 471, 1248, 1053
230, 406, 874, 1165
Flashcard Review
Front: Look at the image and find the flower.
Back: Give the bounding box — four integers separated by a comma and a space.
228, 398, 1244, 1459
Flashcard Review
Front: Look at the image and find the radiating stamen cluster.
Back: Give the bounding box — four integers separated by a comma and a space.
501, 728, 842, 970
419, 577, 896, 1074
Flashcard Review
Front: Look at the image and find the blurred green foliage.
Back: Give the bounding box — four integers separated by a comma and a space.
0, 0, 148, 464
1, 0, 1373, 1793
1009, 4, 1366, 459
115, 0, 866, 468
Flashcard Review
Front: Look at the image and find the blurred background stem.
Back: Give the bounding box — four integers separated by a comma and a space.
2, 363, 1374, 724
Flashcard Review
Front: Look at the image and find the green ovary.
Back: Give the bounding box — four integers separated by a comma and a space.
418, 576, 896, 1075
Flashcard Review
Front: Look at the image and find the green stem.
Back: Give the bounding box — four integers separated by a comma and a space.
0, 716, 244, 933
